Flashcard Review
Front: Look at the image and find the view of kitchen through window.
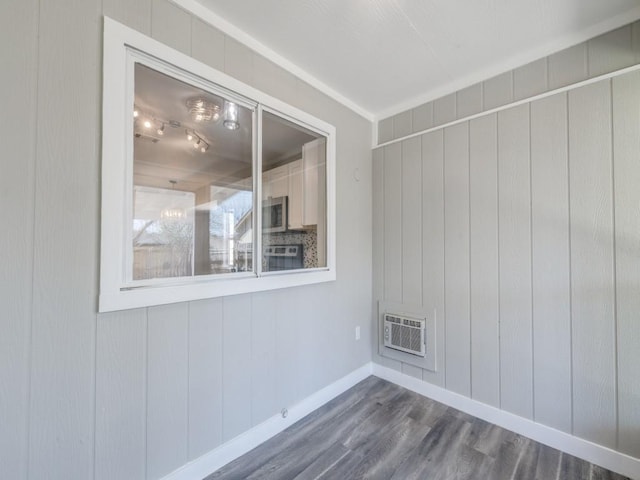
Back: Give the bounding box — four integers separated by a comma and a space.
131, 63, 327, 282
261, 111, 326, 272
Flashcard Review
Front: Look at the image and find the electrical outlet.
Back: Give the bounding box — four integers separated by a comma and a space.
355, 326, 361, 341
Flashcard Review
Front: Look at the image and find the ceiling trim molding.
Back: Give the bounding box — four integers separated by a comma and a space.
170, 0, 375, 122
374, 61, 640, 150
375, 5, 640, 121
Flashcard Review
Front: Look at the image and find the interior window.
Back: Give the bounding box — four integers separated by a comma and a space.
261, 111, 327, 272
100, 17, 336, 312
132, 63, 254, 281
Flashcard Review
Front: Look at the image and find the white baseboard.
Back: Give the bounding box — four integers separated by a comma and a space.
372, 363, 640, 480
160, 363, 373, 480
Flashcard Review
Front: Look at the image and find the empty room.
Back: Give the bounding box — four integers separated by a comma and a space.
1, 0, 639, 479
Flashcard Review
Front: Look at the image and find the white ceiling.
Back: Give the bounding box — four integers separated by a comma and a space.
190, 0, 640, 119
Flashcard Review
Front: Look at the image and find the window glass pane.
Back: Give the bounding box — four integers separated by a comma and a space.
261, 111, 327, 271
132, 63, 253, 281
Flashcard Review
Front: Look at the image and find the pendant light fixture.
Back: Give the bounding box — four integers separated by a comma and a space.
223, 101, 240, 130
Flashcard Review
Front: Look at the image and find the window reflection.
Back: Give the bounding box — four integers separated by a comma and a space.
132, 63, 253, 280
261, 111, 327, 272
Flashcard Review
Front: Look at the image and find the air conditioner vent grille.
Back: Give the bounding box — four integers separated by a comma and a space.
383, 313, 426, 357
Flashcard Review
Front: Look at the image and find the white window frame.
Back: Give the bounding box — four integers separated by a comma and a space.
100, 17, 336, 312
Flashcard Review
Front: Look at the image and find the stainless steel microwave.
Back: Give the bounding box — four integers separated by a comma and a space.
262, 196, 288, 233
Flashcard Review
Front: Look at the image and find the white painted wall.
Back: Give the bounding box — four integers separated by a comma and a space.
0, 1, 372, 479
373, 50, 640, 465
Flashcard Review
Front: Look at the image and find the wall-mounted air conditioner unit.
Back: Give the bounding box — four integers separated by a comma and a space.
383, 313, 426, 357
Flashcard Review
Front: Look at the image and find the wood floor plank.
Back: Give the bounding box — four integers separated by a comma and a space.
560, 452, 592, 479
535, 443, 562, 479
205, 377, 630, 480
291, 442, 350, 480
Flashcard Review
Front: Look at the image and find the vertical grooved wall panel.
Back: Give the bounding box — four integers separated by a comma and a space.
251, 292, 278, 425
434, 93, 457, 126
372, 148, 385, 360
222, 296, 253, 441
151, 0, 191, 54
444, 123, 471, 396
568, 81, 616, 448
0, 1, 37, 478
498, 104, 533, 419
103, 0, 151, 34
421, 131, 445, 386
147, 304, 189, 479
95, 310, 147, 480
457, 84, 483, 119
191, 17, 225, 71
588, 26, 634, 78
393, 111, 412, 138
484, 71, 513, 110
514, 58, 548, 101
412, 102, 434, 133
401, 136, 423, 306
28, 0, 101, 478
274, 289, 299, 409
383, 143, 403, 303
188, 298, 224, 459
530, 93, 572, 433
469, 114, 500, 407
612, 72, 640, 457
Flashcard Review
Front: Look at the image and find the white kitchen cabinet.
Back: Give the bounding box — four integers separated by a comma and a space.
287, 159, 304, 229
262, 163, 289, 200
261, 137, 325, 231
302, 138, 326, 227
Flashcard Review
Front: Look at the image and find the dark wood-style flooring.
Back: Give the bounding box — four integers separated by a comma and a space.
206, 376, 630, 480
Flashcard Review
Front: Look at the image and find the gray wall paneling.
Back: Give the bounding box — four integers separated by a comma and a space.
224, 37, 253, 86
103, 0, 151, 34
514, 58, 548, 101
188, 299, 224, 460
434, 93, 457, 126
443, 123, 471, 396
530, 93, 572, 433
457, 83, 483, 119
548, 43, 588, 91
421, 131, 445, 386
372, 147, 384, 329
0, 2, 37, 479
497, 104, 533, 419
250, 292, 278, 426
378, 21, 640, 146
412, 102, 433, 133
274, 290, 300, 414
253, 55, 298, 107
402, 363, 423, 380
191, 17, 225, 71
28, 0, 100, 478
95, 310, 147, 480
378, 117, 393, 144
401, 137, 423, 306
484, 71, 513, 110
612, 71, 640, 458
147, 304, 189, 479
372, 148, 385, 368
151, 0, 191, 54
2, 1, 373, 478
588, 25, 635, 77
373, 20, 640, 465
469, 114, 500, 408
222, 296, 253, 441
392, 110, 412, 138
568, 81, 616, 449
383, 142, 403, 303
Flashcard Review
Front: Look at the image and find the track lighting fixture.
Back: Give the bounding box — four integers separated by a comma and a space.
185, 129, 209, 154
